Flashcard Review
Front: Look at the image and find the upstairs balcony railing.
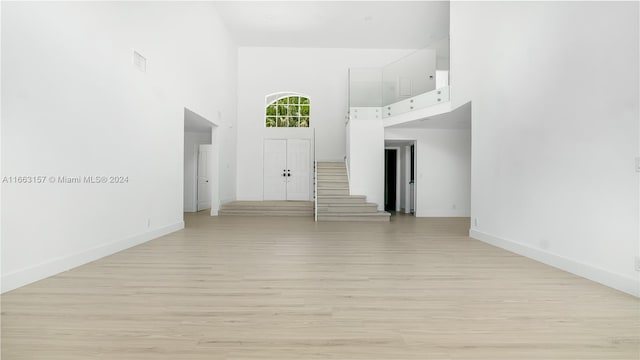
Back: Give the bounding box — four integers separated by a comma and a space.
348, 36, 450, 119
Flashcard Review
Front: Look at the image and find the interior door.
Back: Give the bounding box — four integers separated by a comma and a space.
263, 139, 287, 200
197, 144, 213, 211
286, 139, 310, 200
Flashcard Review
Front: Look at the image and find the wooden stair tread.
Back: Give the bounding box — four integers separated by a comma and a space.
220, 201, 313, 217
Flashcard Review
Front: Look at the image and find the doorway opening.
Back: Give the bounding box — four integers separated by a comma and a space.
183, 108, 219, 216
384, 149, 397, 212
409, 144, 415, 215
196, 144, 213, 211
385, 140, 417, 216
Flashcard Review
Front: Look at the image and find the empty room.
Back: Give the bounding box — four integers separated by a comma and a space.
1, 1, 639, 359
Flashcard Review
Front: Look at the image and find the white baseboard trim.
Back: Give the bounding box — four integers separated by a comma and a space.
1, 221, 184, 293
416, 211, 471, 217
469, 229, 640, 297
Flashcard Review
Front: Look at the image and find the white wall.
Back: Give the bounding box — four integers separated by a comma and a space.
1, 2, 237, 292
348, 119, 386, 210
451, 2, 640, 295
0, 2, 3, 293
184, 131, 212, 212
236, 47, 412, 201
386, 129, 471, 217
433, 36, 450, 72
349, 68, 383, 107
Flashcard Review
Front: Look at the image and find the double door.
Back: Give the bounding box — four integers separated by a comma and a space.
264, 139, 310, 201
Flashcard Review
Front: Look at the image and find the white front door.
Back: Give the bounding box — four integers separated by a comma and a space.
263, 139, 287, 200
197, 144, 213, 211
263, 139, 310, 200
286, 139, 310, 200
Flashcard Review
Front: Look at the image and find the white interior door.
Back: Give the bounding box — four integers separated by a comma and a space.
286, 139, 310, 200
264, 139, 287, 200
197, 144, 213, 211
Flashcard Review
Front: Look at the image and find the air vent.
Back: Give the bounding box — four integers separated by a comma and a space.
133, 51, 146, 73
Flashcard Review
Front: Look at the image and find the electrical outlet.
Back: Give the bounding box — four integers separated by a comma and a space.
635, 257, 640, 272
147, 218, 151, 228
473, 218, 479, 227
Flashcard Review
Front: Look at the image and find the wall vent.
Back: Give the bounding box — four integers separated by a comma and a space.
133, 51, 146, 73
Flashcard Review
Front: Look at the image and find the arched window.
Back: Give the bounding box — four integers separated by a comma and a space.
265, 92, 310, 128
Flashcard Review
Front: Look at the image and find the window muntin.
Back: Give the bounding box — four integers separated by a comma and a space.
265, 94, 310, 128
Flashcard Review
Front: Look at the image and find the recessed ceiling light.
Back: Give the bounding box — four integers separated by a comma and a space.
364, 15, 373, 22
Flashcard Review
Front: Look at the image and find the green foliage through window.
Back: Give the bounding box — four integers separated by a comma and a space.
265, 94, 310, 128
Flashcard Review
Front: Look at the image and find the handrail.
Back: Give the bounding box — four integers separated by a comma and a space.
314, 128, 318, 222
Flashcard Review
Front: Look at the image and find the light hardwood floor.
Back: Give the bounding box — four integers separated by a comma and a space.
2, 212, 639, 359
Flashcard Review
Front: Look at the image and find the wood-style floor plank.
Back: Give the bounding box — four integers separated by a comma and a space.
2, 212, 638, 359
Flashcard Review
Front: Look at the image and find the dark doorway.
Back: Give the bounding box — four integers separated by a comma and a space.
410, 144, 415, 214
385, 149, 397, 212
410, 144, 415, 182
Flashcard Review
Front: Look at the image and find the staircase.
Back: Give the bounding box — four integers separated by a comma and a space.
316, 162, 390, 221
219, 201, 313, 217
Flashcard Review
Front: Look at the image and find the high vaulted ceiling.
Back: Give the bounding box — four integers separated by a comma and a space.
213, 1, 450, 49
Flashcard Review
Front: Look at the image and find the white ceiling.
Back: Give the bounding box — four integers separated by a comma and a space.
388, 101, 471, 129
213, 1, 450, 49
